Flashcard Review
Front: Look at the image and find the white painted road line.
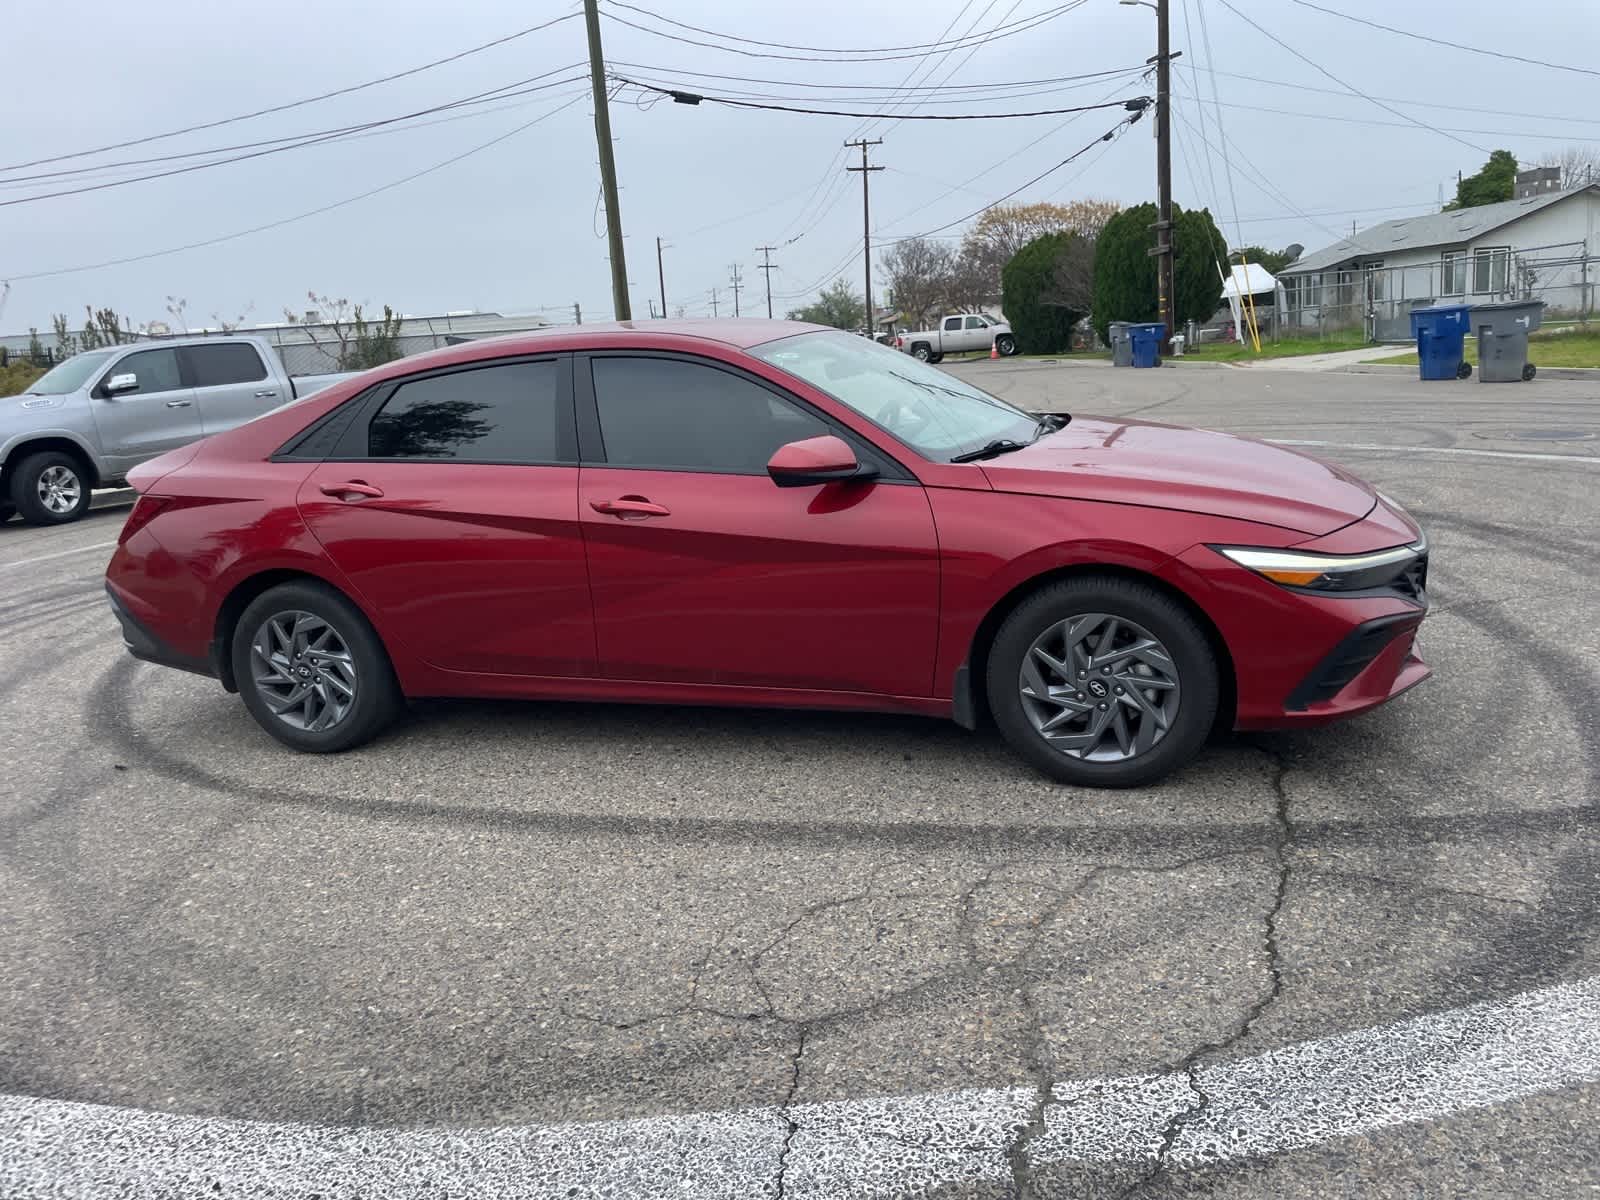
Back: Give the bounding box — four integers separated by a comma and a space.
0, 540, 117, 571
1270, 438, 1600, 466
3, 974, 1597, 1197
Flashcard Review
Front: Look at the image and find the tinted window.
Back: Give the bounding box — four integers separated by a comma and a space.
110, 348, 182, 394
943, 317, 962, 331
187, 343, 267, 386
591, 357, 825, 474
964, 316, 985, 330
367, 361, 560, 461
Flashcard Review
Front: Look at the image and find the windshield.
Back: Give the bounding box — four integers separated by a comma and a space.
752, 330, 1038, 461
22, 350, 116, 396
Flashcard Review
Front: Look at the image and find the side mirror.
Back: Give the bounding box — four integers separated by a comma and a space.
105, 373, 139, 395
766, 434, 875, 488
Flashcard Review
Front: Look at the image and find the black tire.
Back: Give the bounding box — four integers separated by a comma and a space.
1456, 360, 1472, 379
0, 503, 15, 524
929, 352, 945, 364
231, 580, 402, 753
912, 344, 933, 362
1522, 363, 1537, 381
995, 334, 1017, 356
9, 450, 91, 526
985, 577, 1219, 788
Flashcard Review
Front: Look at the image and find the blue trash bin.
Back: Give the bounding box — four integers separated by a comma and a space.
1128, 322, 1165, 368
1408, 303, 1473, 381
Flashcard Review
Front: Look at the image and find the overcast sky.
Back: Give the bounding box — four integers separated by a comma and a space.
5, 0, 1597, 332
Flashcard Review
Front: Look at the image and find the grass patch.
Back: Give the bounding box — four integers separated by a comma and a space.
1178, 334, 1372, 362
1364, 328, 1600, 369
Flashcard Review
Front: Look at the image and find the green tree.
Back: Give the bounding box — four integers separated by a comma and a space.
1229, 245, 1300, 274
787, 278, 865, 331
1090, 203, 1228, 343
1447, 150, 1517, 210
1001, 232, 1091, 354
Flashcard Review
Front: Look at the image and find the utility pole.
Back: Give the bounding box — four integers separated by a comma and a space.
846, 138, 884, 338
582, 0, 630, 320
573, 301, 582, 325
729, 263, 744, 317
710, 288, 720, 318
1154, 0, 1174, 357
756, 246, 777, 318
656, 237, 668, 319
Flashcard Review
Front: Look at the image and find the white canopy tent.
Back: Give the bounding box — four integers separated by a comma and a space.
1221, 262, 1285, 345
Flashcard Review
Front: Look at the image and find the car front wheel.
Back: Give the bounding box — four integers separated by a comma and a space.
9, 451, 91, 525
985, 577, 1219, 787
232, 581, 403, 753
995, 334, 1017, 356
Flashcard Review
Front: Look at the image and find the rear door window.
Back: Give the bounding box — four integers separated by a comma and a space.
365, 360, 562, 462
185, 343, 268, 386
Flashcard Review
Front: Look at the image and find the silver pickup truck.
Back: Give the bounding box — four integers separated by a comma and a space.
1, 336, 351, 525
894, 313, 1017, 363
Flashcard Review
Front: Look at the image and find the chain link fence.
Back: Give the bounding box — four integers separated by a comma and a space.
1280, 241, 1597, 342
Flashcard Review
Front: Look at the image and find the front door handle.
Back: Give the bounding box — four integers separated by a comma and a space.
590, 496, 670, 518
165, 399, 192, 408
253, 389, 278, 398
320, 480, 384, 500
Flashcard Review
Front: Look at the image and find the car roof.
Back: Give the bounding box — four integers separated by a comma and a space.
464, 317, 827, 352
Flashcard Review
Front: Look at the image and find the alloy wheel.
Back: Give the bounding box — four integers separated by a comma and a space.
250, 610, 359, 732
1017, 612, 1181, 761
36, 465, 82, 515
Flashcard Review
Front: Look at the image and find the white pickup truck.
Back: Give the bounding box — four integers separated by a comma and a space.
1, 335, 353, 525
894, 313, 1017, 363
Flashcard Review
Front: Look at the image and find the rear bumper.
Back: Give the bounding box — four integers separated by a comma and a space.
106, 583, 215, 680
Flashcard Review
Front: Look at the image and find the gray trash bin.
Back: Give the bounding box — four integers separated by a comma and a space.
1472, 299, 1544, 382
1109, 321, 1132, 367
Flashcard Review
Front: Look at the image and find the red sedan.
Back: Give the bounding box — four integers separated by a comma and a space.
105, 320, 1429, 787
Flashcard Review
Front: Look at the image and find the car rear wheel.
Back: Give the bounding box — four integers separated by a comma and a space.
232, 581, 402, 753
995, 334, 1017, 356
9, 451, 91, 525
985, 577, 1218, 787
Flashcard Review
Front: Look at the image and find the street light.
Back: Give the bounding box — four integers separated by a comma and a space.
1118, 0, 1158, 8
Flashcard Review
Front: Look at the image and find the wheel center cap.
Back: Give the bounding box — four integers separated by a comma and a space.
1087, 679, 1109, 699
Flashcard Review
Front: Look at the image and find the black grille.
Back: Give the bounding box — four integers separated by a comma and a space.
1393, 552, 1429, 603
1284, 614, 1418, 711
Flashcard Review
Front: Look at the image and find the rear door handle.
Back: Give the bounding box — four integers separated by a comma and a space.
165, 399, 192, 408
590, 496, 670, 518
320, 481, 384, 500
253, 389, 278, 398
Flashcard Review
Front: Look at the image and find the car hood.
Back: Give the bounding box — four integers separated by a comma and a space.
978, 415, 1376, 536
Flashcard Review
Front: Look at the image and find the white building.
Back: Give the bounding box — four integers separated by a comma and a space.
1277, 183, 1600, 340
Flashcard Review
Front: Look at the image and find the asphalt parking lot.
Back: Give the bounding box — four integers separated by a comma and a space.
2, 362, 1598, 1198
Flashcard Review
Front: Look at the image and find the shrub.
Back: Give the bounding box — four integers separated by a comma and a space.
1001, 232, 1086, 354
1090, 203, 1228, 344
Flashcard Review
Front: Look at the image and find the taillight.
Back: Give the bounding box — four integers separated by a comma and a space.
119, 495, 171, 545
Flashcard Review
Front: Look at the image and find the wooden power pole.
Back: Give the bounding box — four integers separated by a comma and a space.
583, 0, 630, 320
756, 245, 777, 319
1155, 0, 1174, 356
846, 138, 884, 338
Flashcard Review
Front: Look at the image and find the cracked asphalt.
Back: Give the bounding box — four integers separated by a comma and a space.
2, 363, 1597, 1197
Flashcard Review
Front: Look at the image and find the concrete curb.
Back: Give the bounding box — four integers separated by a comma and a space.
1343, 363, 1600, 380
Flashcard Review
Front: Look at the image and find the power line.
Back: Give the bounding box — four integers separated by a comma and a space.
614, 80, 1145, 121
0, 10, 583, 174
1201, 69, 1600, 127
1199, 98, 1600, 143
599, 0, 1085, 57
1211, 0, 1486, 154
597, 4, 1086, 63
1194, 0, 1244, 249
610, 69, 1149, 108
607, 60, 1151, 94
1288, 0, 1600, 80
0, 67, 589, 186
7, 93, 587, 283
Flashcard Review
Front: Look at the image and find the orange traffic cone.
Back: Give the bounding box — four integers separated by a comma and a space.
989, 339, 999, 360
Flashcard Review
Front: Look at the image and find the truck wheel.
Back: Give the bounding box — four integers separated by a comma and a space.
995, 334, 1017, 356
9, 450, 92, 526
912, 344, 933, 362
929, 352, 945, 364
0, 503, 15, 524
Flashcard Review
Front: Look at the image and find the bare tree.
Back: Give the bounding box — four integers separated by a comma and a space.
958, 199, 1123, 302
880, 237, 955, 328
1539, 145, 1600, 190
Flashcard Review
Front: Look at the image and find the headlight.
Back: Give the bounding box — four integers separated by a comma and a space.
1212, 542, 1425, 592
